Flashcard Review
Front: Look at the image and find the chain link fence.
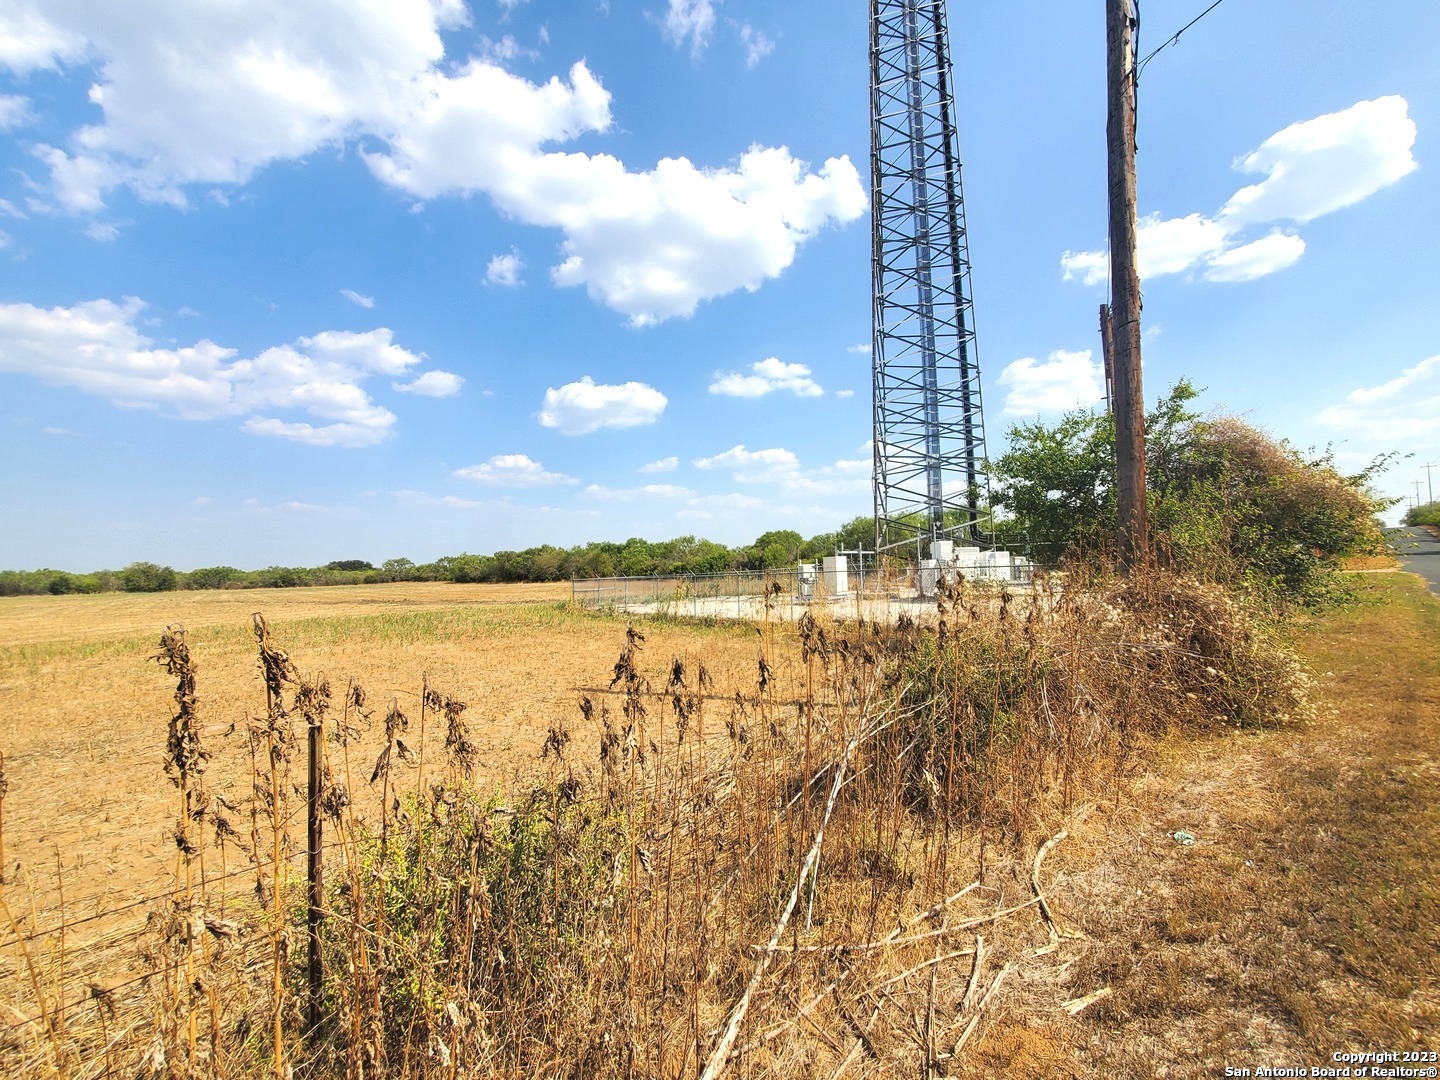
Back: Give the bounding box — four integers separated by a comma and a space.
571, 557, 1032, 621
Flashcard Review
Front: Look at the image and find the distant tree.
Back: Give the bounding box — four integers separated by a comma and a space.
187, 565, 241, 590
121, 561, 178, 592
381, 557, 416, 581
46, 571, 79, 595
325, 559, 374, 572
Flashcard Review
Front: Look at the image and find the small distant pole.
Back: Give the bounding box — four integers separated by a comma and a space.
1422, 462, 1436, 504
1107, 0, 1149, 572
1099, 304, 1115, 414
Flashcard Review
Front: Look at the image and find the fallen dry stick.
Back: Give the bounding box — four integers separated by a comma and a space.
948, 961, 1015, 1061
1061, 986, 1112, 1015
1031, 829, 1068, 943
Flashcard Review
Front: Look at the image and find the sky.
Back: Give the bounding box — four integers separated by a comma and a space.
0, 0, 1437, 572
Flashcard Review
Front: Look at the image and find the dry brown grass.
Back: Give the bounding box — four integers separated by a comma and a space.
1, 570, 1391, 1078
965, 572, 1440, 1076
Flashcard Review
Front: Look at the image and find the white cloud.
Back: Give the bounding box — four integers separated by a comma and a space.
486, 249, 523, 287
1061, 97, 1417, 286
694, 444, 868, 495
734, 22, 775, 68
478, 34, 535, 62
846, 343, 870, 354
0, 297, 448, 447
1059, 249, 1109, 287
687, 492, 765, 511
22, 3, 863, 325
85, 221, 120, 242
582, 483, 695, 501
694, 444, 800, 483
835, 389, 856, 399
997, 349, 1104, 416
1136, 213, 1229, 279
543, 147, 865, 326
0, 3, 87, 73
28, 1, 471, 211
453, 453, 576, 486
663, 0, 717, 55
639, 455, 678, 473
0, 94, 32, 131
393, 370, 464, 397
1203, 232, 1306, 283
709, 356, 823, 398
1220, 96, 1418, 228
539, 375, 667, 434
1316, 355, 1440, 449
0, 199, 24, 218
340, 288, 375, 308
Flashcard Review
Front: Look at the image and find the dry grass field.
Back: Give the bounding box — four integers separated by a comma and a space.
0, 573, 1434, 1077
0, 583, 774, 905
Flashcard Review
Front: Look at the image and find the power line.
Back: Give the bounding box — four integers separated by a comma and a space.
1137, 0, 1228, 79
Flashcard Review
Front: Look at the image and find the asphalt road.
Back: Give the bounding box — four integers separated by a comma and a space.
1390, 526, 1440, 596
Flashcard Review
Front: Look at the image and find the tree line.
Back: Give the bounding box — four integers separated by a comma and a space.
0, 520, 878, 597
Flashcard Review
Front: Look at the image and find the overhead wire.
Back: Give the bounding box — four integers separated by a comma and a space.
1136, 0, 1228, 80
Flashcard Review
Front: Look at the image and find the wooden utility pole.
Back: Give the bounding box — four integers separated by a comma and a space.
1106, 0, 1149, 570
1422, 462, 1436, 505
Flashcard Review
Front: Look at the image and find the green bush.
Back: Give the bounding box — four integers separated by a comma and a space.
1405, 501, 1440, 528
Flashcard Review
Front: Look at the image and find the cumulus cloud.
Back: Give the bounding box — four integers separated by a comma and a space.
639, 455, 678, 473
452, 453, 576, 486
340, 288, 375, 308
997, 349, 1104, 416
694, 444, 868, 494
694, 444, 800, 483
0, 2, 87, 73
0, 297, 450, 446
18, 3, 862, 325
1061, 97, 1417, 286
709, 357, 823, 398
18, 3, 864, 326
581, 483, 695, 501
662, 0, 716, 54
539, 376, 667, 435
835, 389, 856, 399
0, 94, 32, 131
1220, 96, 1418, 227
485, 249, 523, 287
1202, 232, 1306, 283
393, 370, 464, 396
1316, 355, 1440, 449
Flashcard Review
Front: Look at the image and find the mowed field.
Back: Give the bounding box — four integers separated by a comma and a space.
0, 583, 772, 917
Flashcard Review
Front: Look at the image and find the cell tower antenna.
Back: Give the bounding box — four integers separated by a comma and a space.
870, 0, 990, 553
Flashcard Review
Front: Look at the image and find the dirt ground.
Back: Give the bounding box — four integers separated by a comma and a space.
956, 573, 1440, 1076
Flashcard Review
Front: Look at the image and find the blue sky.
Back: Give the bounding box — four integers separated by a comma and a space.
0, 0, 1436, 571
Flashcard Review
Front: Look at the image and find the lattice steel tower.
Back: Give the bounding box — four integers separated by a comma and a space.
870, 0, 990, 552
